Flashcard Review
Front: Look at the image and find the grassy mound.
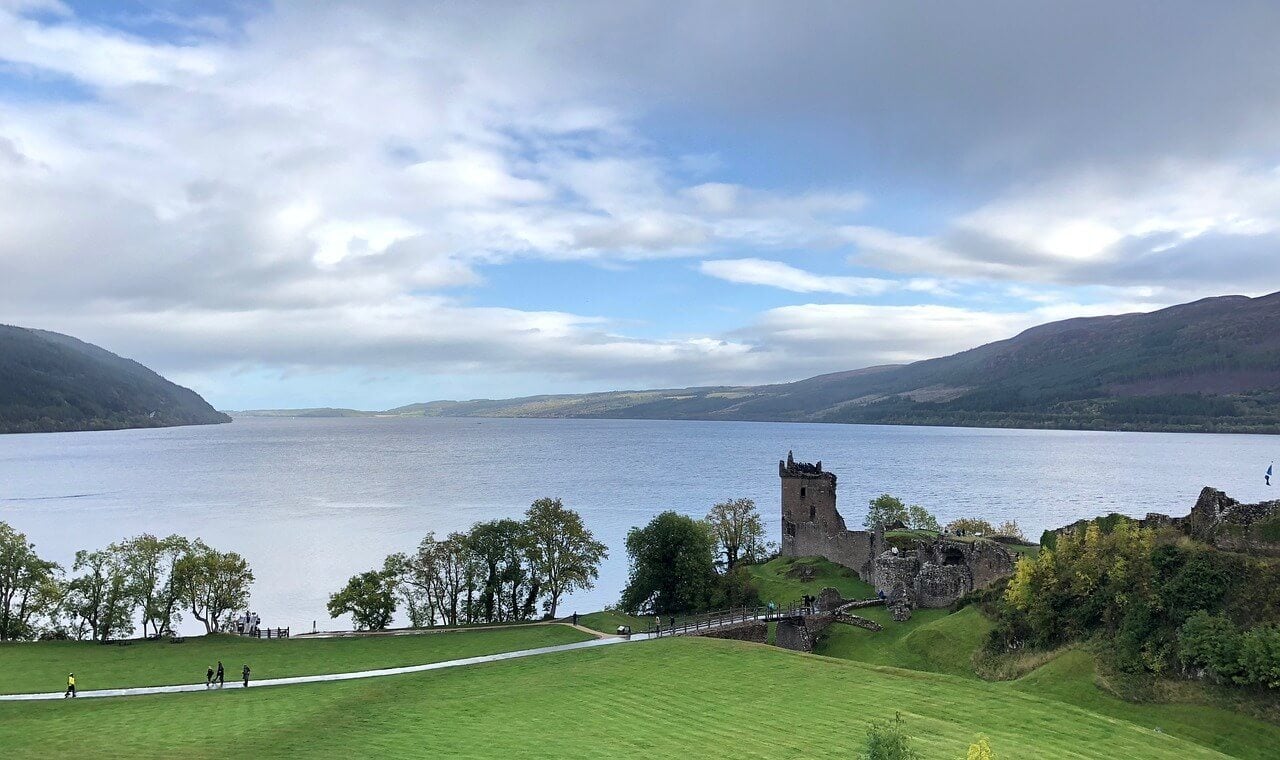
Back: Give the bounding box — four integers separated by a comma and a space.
0, 637, 1247, 759
576, 610, 651, 635
0, 624, 591, 695
816, 606, 992, 679
744, 555, 874, 603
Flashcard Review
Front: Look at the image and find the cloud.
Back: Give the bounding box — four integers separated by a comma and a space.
0, 2, 1275, 406
699, 258, 948, 297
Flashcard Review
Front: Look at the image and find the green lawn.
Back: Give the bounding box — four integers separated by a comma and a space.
576, 609, 651, 635
0, 624, 591, 695
0, 636, 1250, 759
744, 555, 874, 603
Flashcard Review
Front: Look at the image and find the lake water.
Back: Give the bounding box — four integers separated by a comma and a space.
1, 416, 1276, 634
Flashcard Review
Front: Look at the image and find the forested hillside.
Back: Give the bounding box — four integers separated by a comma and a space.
0, 325, 229, 434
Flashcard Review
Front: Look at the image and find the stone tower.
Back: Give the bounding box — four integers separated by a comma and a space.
780, 451, 842, 556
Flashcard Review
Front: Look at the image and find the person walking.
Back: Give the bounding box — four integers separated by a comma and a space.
64, 673, 76, 698
242, 664, 251, 688
205, 665, 214, 688
571, 611, 579, 626
216, 661, 225, 688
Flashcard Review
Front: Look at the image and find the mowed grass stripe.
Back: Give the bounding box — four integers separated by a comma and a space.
0, 637, 1232, 759
0, 624, 592, 694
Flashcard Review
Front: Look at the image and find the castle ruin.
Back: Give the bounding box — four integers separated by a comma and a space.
780, 451, 1016, 611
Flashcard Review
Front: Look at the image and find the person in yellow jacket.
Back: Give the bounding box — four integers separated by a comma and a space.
64, 673, 76, 698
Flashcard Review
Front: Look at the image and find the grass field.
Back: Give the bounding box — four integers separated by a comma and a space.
0, 624, 591, 694
0, 636, 1248, 759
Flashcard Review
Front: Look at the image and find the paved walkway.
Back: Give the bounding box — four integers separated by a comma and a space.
0, 634, 652, 702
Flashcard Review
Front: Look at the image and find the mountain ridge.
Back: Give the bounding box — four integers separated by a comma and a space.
0, 325, 231, 434
237, 291, 1280, 433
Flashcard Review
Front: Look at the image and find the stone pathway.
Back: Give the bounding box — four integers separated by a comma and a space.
0, 634, 651, 702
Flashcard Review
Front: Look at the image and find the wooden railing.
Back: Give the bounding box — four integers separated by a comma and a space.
238, 627, 290, 639
645, 599, 811, 637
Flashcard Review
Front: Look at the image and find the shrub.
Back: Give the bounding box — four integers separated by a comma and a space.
1178, 611, 1241, 678
858, 713, 919, 760
966, 734, 997, 760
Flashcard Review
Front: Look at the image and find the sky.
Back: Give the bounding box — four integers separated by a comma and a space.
3, 1, 1280, 410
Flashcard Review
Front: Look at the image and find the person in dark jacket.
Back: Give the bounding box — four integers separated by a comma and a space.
242, 664, 251, 688
216, 661, 225, 687
206, 665, 214, 688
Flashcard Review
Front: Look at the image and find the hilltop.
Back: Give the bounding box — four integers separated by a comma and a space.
249, 291, 1280, 433
0, 325, 230, 434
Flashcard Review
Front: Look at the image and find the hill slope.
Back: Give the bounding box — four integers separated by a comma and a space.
0, 325, 230, 434
381, 292, 1280, 432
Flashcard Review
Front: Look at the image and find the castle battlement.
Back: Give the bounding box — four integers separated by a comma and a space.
779, 450, 837, 482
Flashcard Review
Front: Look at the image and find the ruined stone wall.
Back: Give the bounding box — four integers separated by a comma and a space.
780, 451, 879, 580
1048, 487, 1280, 558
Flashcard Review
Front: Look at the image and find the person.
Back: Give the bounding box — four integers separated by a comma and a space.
242, 664, 251, 688
64, 672, 76, 698
216, 661, 225, 688
571, 611, 579, 626
205, 665, 214, 688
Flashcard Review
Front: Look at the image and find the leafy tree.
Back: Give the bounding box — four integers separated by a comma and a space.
467, 519, 537, 623
524, 498, 607, 618
705, 498, 766, 570
327, 570, 396, 631
906, 504, 941, 532
118, 533, 190, 637
858, 713, 919, 760
620, 511, 717, 615
948, 518, 996, 535
66, 547, 135, 642
966, 735, 997, 760
865, 494, 909, 529
0, 523, 60, 641
995, 521, 1025, 540
866, 495, 939, 531
173, 541, 253, 633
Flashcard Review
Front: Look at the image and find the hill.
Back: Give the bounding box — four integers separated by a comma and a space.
377, 292, 1280, 433
0, 325, 230, 434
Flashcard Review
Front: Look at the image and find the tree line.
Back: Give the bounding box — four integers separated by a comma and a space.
327, 498, 608, 631
0, 522, 253, 642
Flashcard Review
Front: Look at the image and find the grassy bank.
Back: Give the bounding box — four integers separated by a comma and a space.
0, 636, 1249, 759
0, 624, 591, 695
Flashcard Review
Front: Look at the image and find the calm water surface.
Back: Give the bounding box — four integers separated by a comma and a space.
1, 417, 1276, 633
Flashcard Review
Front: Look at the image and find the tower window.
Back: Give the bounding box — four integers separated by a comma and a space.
800, 487, 807, 499
809, 505, 816, 520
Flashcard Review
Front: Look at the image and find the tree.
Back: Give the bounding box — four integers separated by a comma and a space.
327, 570, 397, 631
173, 541, 253, 633
0, 523, 60, 641
705, 498, 766, 570
118, 533, 190, 637
865, 494, 909, 529
467, 519, 537, 623
858, 713, 919, 760
66, 547, 134, 642
967, 735, 997, 760
620, 511, 717, 615
946, 518, 996, 535
995, 521, 1025, 540
524, 498, 608, 618
906, 504, 941, 532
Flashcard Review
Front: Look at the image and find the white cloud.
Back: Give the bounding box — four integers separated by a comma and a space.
700, 259, 953, 297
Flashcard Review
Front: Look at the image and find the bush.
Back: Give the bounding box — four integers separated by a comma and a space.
1179, 611, 1241, 678
1234, 625, 1280, 689
858, 713, 919, 760
967, 734, 997, 760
